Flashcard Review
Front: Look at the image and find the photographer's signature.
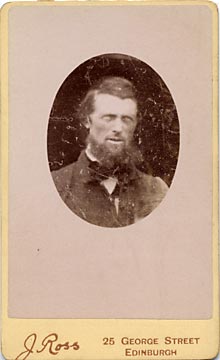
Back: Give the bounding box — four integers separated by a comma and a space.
15, 333, 80, 360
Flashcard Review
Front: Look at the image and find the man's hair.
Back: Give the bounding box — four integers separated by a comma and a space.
78, 76, 138, 123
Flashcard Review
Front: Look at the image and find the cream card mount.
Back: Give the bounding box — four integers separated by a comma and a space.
0, 1, 219, 359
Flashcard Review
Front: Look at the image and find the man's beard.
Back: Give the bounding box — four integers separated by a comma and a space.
86, 135, 143, 170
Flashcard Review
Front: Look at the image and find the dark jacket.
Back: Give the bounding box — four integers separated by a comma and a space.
52, 151, 168, 227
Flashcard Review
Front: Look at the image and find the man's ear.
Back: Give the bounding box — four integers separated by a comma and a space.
84, 116, 91, 130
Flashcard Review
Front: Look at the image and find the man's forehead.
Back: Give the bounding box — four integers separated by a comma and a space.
93, 93, 137, 114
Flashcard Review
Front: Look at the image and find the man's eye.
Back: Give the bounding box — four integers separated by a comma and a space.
122, 117, 133, 123
102, 116, 114, 122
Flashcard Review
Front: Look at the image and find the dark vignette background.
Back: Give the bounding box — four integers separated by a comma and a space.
47, 53, 179, 186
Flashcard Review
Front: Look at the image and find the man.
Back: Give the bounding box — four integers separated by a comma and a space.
52, 77, 168, 227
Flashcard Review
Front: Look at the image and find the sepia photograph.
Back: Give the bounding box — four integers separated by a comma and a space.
48, 54, 179, 227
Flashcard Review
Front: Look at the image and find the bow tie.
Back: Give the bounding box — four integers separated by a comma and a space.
88, 160, 133, 183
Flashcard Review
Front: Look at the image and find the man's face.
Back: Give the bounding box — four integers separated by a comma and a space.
86, 93, 138, 161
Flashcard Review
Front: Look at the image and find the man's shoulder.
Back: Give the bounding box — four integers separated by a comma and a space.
136, 170, 169, 194
52, 162, 75, 180
51, 161, 80, 193
133, 170, 169, 218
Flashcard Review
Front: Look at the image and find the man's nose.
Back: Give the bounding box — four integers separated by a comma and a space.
112, 117, 123, 132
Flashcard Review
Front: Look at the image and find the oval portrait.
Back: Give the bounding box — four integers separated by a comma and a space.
48, 53, 179, 228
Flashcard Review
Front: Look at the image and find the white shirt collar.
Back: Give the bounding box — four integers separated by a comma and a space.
85, 145, 98, 162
